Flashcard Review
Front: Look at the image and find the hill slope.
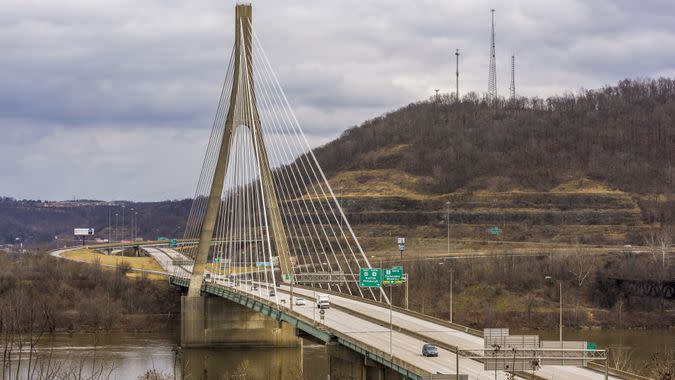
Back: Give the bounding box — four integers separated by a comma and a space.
315, 78, 674, 195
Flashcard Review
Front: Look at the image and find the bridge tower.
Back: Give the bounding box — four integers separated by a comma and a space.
187, 4, 292, 297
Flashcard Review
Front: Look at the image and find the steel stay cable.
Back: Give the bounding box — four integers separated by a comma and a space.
246, 43, 326, 288
246, 38, 333, 291
240, 21, 279, 303
248, 25, 356, 295
250, 25, 379, 300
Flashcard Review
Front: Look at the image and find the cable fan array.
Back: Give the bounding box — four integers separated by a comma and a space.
175, 18, 378, 302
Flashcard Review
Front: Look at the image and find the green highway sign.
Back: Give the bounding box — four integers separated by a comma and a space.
383, 266, 403, 285
359, 268, 382, 287
586, 342, 597, 350
489, 226, 501, 236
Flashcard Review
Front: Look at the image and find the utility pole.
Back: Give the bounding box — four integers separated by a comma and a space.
115, 212, 119, 243
455, 49, 460, 101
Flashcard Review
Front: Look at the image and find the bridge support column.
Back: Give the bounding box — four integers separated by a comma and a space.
181, 295, 300, 348
326, 342, 404, 380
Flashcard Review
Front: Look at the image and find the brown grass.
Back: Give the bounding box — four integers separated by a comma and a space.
63, 249, 164, 273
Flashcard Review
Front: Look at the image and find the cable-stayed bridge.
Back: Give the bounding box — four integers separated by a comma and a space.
126, 5, 631, 380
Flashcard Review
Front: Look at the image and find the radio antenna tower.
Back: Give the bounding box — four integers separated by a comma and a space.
455, 49, 460, 101
488, 9, 497, 100
509, 55, 515, 100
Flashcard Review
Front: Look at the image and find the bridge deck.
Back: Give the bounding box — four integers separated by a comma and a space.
172, 277, 620, 380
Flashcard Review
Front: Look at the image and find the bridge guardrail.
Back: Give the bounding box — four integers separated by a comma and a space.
171, 277, 433, 380
289, 284, 651, 380
293, 283, 483, 336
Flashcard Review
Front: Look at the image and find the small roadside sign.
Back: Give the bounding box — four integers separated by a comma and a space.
489, 226, 501, 236
359, 268, 382, 287
397, 237, 405, 244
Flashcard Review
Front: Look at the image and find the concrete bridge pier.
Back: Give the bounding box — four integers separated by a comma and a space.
326, 342, 404, 380
181, 295, 300, 347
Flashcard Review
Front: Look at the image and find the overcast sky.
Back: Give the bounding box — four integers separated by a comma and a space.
1, 0, 674, 201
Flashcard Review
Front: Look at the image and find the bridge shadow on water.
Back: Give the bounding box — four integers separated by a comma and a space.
180, 341, 328, 380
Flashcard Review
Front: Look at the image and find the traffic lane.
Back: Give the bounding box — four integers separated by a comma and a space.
259, 288, 519, 379
234, 283, 521, 380
280, 285, 484, 349
278, 285, 619, 380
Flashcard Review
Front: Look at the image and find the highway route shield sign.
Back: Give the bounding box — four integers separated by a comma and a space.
383, 266, 403, 285
359, 268, 382, 287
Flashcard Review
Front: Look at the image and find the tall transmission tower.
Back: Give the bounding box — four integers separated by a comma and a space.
455, 49, 460, 101
509, 55, 515, 101
488, 9, 497, 100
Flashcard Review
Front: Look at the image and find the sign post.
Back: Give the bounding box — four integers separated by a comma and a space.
397, 237, 406, 259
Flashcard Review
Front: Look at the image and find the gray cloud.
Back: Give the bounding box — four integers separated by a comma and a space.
1, 0, 674, 200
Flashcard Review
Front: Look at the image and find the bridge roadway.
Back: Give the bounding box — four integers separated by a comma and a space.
141, 246, 192, 276
191, 277, 617, 380
274, 284, 617, 380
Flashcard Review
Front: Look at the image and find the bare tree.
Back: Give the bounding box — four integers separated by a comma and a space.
609, 346, 634, 373
647, 350, 675, 380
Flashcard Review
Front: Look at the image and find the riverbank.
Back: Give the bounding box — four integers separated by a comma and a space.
0, 251, 180, 334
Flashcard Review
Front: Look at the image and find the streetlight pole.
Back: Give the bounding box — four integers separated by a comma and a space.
289, 273, 294, 311
108, 203, 112, 254
389, 284, 393, 360
446, 201, 450, 256
559, 281, 563, 343
115, 213, 119, 243
121, 205, 125, 241
449, 269, 453, 323
545, 276, 563, 343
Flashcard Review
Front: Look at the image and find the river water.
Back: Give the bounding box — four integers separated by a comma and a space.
10, 328, 673, 379
9, 331, 328, 380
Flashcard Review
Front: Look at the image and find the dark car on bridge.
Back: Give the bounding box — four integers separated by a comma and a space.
422, 343, 438, 357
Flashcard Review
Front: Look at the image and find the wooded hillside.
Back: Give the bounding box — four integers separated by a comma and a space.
314, 78, 674, 194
